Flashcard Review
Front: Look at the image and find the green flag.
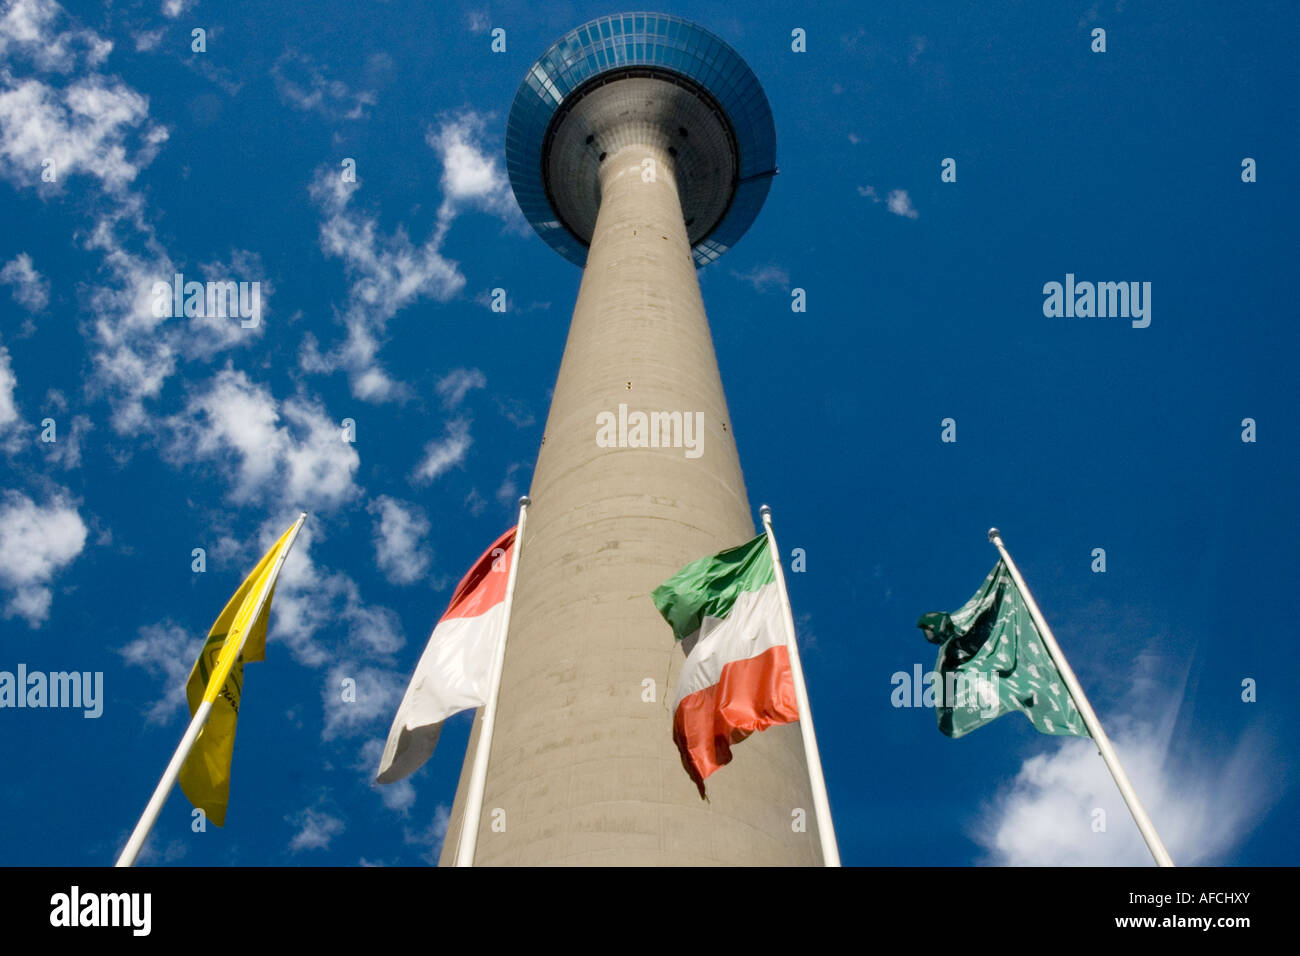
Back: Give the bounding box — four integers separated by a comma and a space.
917, 560, 1088, 739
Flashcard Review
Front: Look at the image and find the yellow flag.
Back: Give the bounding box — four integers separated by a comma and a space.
177, 518, 301, 827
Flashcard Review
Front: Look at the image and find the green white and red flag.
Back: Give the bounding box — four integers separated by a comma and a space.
652, 533, 799, 795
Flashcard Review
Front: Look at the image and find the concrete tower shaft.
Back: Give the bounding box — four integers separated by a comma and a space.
438, 14, 819, 866
440, 135, 820, 864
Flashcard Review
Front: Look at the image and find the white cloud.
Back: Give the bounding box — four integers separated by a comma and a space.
463, 487, 486, 517
0, 0, 112, 73
426, 112, 518, 224
247, 528, 334, 669
435, 367, 485, 410
0, 344, 22, 451
414, 418, 471, 483
0, 6, 191, 435
0, 253, 49, 311
347, 603, 405, 656
132, 29, 163, 52
369, 496, 431, 586
0, 488, 87, 626
495, 461, 524, 509
0, 8, 267, 446
495, 396, 534, 429
908, 35, 928, 67
403, 803, 452, 864
886, 188, 919, 219
43, 413, 90, 469
976, 657, 1278, 866
183, 250, 271, 361
134, 835, 188, 864
0, 76, 166, 193
380, 778, 416, 813
307, 169, 466, 401
161, 0, 193, 19
80, 203, 180, 433
118, 621, 196, 723
265, 520, 404, 670
358, 739, 416, 813
287, 805, 345, 853
730, 264, 789, 293
978, 723, 1275, 865
304, 113, 523, 400
859, 184, 918, 219
77, 198, 263, 442
322, 662, 406, 740
165, 368, 360, 510
272, 51, 376, 121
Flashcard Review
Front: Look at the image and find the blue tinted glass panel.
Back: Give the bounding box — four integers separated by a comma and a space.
507, 14, 775, 268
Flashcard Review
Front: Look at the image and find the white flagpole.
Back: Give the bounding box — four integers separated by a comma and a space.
455, 496, 530, 867
986, 528, 1174, 867
116, 512, 307, 868
759, 505, 841, 867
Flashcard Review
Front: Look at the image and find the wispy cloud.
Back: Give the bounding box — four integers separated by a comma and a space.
908, 35, 928, 67
265, 521, 404, 669
414, 419, 472, 484
272, 50, 376, 121
0, 343, 23, 451
976, 659, 1279, 865
42, 413, 91, 469
164, 368, 360, 511
322, 663, 407, 741
0, 254, 49, 311
0, 488, 86, 626
403, 803, 452, 864
495, 396, 534, 429
730, 263, 790, 293
495, 461, 524, 509
0, 0, 112, 73
358, 738, 416, 813
306, 169, 465, 401
426, 111, 520, 227
287, 803, 345, 853
0, 68, 166, 194
0, 3, 273, 442
858, 185, 919, 220
369, 495, 431, 586
886, 189, 919, 219
303, 111, 523, 400
435, 367, 486, 410
118, 621, 196, 723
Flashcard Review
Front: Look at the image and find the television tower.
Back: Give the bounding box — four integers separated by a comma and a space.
440, 12, 823, 865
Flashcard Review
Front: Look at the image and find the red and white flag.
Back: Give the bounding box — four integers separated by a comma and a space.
376, 527, 515, 784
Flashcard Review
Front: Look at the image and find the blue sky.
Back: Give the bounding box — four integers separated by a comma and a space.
1, 0, 1296, 866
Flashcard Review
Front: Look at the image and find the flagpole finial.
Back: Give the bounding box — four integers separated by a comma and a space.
519, 496, 532, 508
759, 504, 771, 519
987, 527, 1001, 542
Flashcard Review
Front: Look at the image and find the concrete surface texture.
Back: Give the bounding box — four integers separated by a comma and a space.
439, 132, 821, 866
